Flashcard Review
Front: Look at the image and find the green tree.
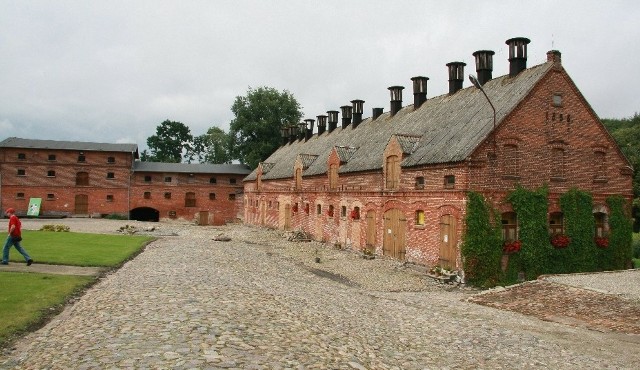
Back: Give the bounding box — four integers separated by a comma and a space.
228, 86, 303, 169
191, 127, 232, 164
145, 120, 193, 163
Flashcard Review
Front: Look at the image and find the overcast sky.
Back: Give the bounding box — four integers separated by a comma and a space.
1, 0, 638, 153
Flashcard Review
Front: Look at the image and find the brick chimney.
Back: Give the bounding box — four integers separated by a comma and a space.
506, 37, 531, 76
288, 124, 297, 144
388, 86, 404, 116
472, 50, 495, 85
372, 108, 384, 120
351, 99, 364, 128
341, 105, 352, 129
446, 62, 466, 95
304, 119, 315, 141
316, 115, 327, 136
411, 76, 429, 109
327, 110, 338, 133
547, 50, 561, 64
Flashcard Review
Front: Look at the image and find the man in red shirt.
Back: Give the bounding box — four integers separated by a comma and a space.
1, 208, 32, 266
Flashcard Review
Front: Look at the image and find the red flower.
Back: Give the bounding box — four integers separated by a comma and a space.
551, 234, 571, 249
503, 240, 521, 254
595, 237, 609, 248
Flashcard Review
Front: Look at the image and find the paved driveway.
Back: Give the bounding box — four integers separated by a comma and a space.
1, 221, 639, 369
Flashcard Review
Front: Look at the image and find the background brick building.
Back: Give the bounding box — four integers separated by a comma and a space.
0, 137, 250, 224
243, 38, 633, 269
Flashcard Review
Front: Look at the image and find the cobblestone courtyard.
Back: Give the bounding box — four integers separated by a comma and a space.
1, 220, 639, 369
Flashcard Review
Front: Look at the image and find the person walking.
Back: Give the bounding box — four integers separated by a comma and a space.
1, 208, 33, 265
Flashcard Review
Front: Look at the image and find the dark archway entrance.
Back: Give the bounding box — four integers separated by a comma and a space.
130, 207, 160, 222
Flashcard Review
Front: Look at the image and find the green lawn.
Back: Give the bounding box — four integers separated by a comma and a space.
1, 231, 153, 348
4, 230, 154, 267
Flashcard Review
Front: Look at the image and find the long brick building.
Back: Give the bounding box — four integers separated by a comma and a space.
242, 37, 633, 269
0, 137, 250, 224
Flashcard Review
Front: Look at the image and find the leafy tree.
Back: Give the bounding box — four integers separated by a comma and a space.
602, 113, 640, 230
228, 86, 303, 169
145, 120, 193, 163
190, 127, 232, 164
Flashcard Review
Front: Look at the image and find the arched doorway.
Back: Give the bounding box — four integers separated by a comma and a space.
383, 208, 406, 260
130, 207, 160, 222
283, 204, 291, 230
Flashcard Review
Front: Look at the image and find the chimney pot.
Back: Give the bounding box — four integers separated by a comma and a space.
388, 86, 404, 116
340, 105, 352, 129
327, 110, 339, 133
304, 119, 315, 141
410, 76, 429, 109
297, 122, 306, 141
372, 107, 384, 120
351, 99, 365, 128
288, 124, 297, 144
316, 115, 327, 135
506, 37, 531, 76
472, 50, 495, 85
446, 62, 466, 94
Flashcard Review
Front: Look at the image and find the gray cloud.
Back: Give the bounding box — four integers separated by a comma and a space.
1, 0, 638, 152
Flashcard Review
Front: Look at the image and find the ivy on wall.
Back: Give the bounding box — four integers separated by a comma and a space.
560, 188, 596, 272
461, 191, 502, 287
606, 195, 633, 269
506, 185, 551, 280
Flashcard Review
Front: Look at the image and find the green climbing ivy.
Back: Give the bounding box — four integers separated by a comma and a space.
506, 185, 551, 280
461, 191, 502, 287
560, 188, 597, 272
606, 195, 633, 270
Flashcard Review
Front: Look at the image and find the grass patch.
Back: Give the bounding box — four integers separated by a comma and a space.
5, 230, 154, 267
0, 272, 95, 346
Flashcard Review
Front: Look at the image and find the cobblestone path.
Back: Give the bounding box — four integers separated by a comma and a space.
1, 223, 639, 369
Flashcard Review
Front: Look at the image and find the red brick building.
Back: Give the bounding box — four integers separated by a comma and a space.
242, 38, 633, 269
0, 137, 250, 224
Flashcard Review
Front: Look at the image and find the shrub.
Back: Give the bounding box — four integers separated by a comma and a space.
39, 224, 70, 232
606, 195, 633, 269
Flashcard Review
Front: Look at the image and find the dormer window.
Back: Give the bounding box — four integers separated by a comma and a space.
385, 155, 400, 190
444, 175, 455, 189
415, 176, 425, 189
329, 164, 338, 190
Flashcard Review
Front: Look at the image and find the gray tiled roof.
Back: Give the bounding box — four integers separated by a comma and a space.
245, 61, 552, 181
133, 161, 251, 175
0, 137, 138, 154
298, 154, 319, 169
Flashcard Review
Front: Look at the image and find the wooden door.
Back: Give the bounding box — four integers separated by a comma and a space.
260, 200, 266, 226
439, 214, 457, 269
75, 194, 88, 215
199, 211, 209, 226
284, 204, 291, 230
365, 210, 376, 252
383, 209, 406, 260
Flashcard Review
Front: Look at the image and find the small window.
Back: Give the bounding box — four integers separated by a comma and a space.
415, 177, 425, 189
552, 94, 562, 107
185, 192, 196, 207
17, 153, 26, 160
144, 175, 152, 182
106, 194, 114, 202
107, 156, 115, 163
328, 205, 334, 217
549, 212, 564, 235
228, 193, 236, 201
209, 177, 217, 184
209, 193, 216, 200
230, 178, 237, 184
351, 207, 361, 220
415, 210, 425, 226
78, 155, 86, 162
16, 192, 25, 199
48, 154, 56, 161
164, 192, 172, 199
444, 175, 455, 189
317, 204, 322, 215
164, 176, 172, 183
47, 170, 56, 177
106, 172, 115, 179
144, 192, 151, 199
502, 212, 518, 242
47, 193, 55, 200
341, 206, 347, 218
17, 169, 25, 176
594, 212, 607, 237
